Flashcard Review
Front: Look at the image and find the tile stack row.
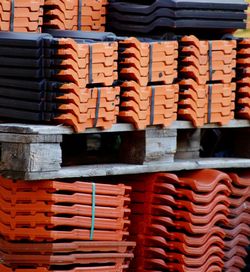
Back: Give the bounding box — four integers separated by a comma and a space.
101, 0, 109, 32
246, 0, 250, 30
224, 172, 250, 271
49, 30, 119, 132
43, 0, 107, 32
178, 35, 236, 127
118, 37, 179, 129
2, 30, 250, 131
236, 38, 250, 119
0, 0, 44, 32
122, 169, 250, 272
107, 0, 248, 35
0, 176, 135, 271
235, 0, 250, 37
0, 31, 119, 132
127, 170, 230, 271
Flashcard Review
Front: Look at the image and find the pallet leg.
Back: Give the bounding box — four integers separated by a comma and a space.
119, 127, 177, 164
144, 127, 177, 163
0, 134, 62, 173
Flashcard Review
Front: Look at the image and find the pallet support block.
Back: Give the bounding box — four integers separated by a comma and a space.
144, 127, 177, 163
175, 129, 201, 159
0, 134, 62, 173
119, 127, 177, 164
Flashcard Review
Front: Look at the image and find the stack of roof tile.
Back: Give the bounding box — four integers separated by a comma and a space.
0, 31, 119, 132
236, 38, 250, 119
0, 0, 44, 32
43, 0, 107, 32
178, 35, 236, 127
235, 0, 250, 38
101, 0, 109, 32
107, 0, 248, 35
125, 169, 231, 272
223, 172, 250, 272
0, 176, 135, 271
118, 37, 179, 129
0, 264, 129, 272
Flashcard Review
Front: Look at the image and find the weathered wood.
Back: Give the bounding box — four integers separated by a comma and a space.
108, 127, 177, 164
0, 124, 72, 134
144, 128, 176, 163
0, 120, 249, 135
0, 123, 136, 135
0, 125, 178, 177
4, 158, 250, 180
0, 133, 62, 143
175, 151, 200, 160
0, 143, 62, 172
1, 122, 250, 180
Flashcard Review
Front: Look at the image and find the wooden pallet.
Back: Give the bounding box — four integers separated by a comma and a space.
1, 120, 250, 180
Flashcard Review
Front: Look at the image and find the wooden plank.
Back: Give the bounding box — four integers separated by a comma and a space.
0, 126, 177, 175
0, 133, 62, 143
175, 151, 200, 160
0, 123, 135, 135
173, 120, 250, 129
0, 120, 250, 135
5, 158, 250, 180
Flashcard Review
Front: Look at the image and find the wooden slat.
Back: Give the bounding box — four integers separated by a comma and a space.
3, 158, 250, 180
0, 120, 249, 135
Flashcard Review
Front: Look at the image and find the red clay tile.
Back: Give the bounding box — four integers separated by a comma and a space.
181, 36, 236, 54
44, 0, 105, 31
119, 84, 178, 129
119, 38, 178, 86
181, 47, 236, 64
1, 252, 134, 267
123, 170, 250, 271
224, 245, 248, 260
0, 239, 135, 254
179, 36, 236, 126
0, 0, 43, 32
0, 264, 127, 272
0, 174, 134, 269
135, 255, 224, 272
224, 255, 246, 269
0, 176, 131, 196
230, 201, 250, 216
